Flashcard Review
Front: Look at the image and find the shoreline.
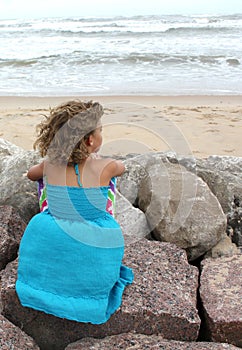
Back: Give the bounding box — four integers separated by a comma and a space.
0, 95, 241, 159
0, 95, 242, 108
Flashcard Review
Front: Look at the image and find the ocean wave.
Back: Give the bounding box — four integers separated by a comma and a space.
1, 13, 241, 37
0, 58, 37, 67
0, 14, 241, 96
0, 55, 60, 67
0, 53, 240, 68
56, 53, 241, 67
166, 26, 237, 34
2, 26, 237, 39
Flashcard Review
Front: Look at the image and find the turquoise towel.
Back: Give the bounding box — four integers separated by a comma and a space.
16, 183, 133, 324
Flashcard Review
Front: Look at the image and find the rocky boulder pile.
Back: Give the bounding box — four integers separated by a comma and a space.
0, 138, 241, 349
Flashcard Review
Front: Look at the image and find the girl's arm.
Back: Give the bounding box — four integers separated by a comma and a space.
27, 161, 45, 181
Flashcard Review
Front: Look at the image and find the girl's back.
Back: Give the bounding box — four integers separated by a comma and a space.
16, 100, 133, 324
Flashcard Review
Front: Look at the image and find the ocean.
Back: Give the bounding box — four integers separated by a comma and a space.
0, 14, 242, 96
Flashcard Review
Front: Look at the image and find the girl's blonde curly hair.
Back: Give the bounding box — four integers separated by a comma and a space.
34, 100, 103, 165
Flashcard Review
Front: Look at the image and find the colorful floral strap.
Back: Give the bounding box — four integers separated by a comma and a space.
106, 177, 116, 217
37, 178, 48, 213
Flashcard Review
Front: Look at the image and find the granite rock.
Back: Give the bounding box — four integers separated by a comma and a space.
115, 191, 150, 244
204, 235, 239, 259
65, 333, 241, 350
227, 200, 242, 247
0, 240, 200, 350
152, 153, 242, 248
0, 138, 41, 222
119, 153, 227, 261
179, 155, 242, 214
200, 254, 242, 347
0, 314, 39, 350
0, 205, 26, 271
118, 153, 157, 205
196, 156, 242, 247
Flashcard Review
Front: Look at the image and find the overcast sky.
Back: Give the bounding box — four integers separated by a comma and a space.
0, 0, 242, 20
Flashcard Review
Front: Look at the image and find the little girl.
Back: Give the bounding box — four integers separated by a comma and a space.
16, 100, 133, 324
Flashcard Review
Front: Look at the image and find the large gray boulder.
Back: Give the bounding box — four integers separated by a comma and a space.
0, 205, 26, 271
166, 154, 242, 213
66, 333, 241, 350
200, 254, 242, 348
0, 314, 39, 350
0, 240, 200, 350
187, 155, 242, 247
196, 156, 242, 213
162, 153, 242, 247
0, 138, 40, 222
119, 153, 227, 261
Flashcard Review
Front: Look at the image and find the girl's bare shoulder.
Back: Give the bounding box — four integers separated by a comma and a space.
92, 157, 125, 177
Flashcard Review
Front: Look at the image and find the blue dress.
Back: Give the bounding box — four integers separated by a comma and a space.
16, 168, 133, 324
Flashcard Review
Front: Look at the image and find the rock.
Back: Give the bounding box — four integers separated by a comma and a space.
196, 156, 242, 247
118, 155, 151, 205
200, 254, 242, 348
115, 191, 150, 244
195, 156, 242, 214
204, 235, 239, 259
0, 205, 26, 271
227, 200, 242, 247
0, 138, 41, 222
166, 154, 242, 248
65, 333, 241, 350
120, 153, 227, 261
0, 314, 39, 350
0, 240, 199, 350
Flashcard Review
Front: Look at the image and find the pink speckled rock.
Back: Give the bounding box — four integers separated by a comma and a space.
200, 254, 242, 348
0, 314, 39, 350
65, 333, 241, 350
121, 239, 200, 338
0, 240, 199, 350
0, 205, 26, 271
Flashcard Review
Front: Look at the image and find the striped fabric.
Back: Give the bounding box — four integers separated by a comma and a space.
37, 178, 48, 212
106, 177, 116, 217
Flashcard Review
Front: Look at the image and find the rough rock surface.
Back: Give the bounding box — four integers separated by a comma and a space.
161, 153, 242, 248
204, 235, 239, 259
196, 156, 242, 247
0, 314, 39, 350
0, 205, 26, 271
65, 333, 241, 350
115, 191, 150, 244
0, 240, 199, 350
119, 153, 227, 261
0, 138, 41, 222
227, 199, 242, 247
200, 254, 242, 348
196, 156, 242, 213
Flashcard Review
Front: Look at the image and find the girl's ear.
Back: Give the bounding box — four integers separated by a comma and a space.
86, 134, 94, 146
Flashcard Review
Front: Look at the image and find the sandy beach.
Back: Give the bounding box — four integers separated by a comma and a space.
0, 95, 241, 159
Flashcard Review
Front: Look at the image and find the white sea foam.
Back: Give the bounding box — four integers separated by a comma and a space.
0, 14, 241, 95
